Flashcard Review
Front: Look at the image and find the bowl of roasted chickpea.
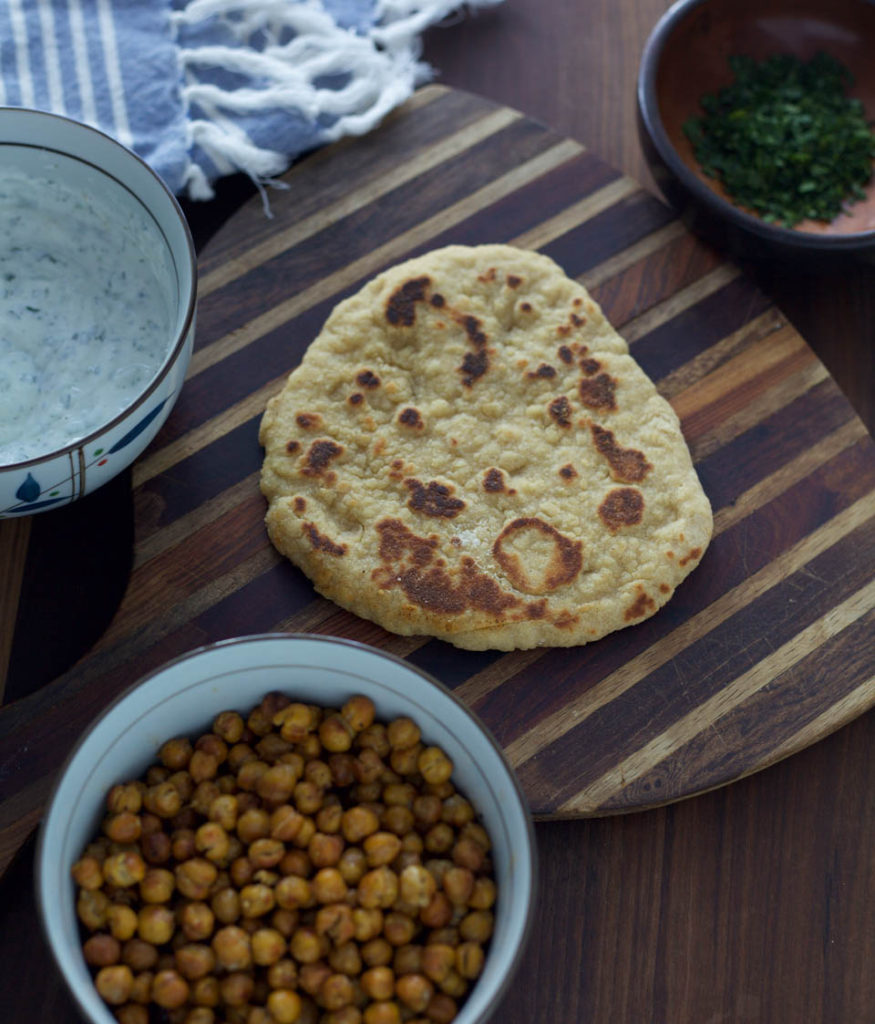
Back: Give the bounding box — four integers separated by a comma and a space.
37, 633, 536, 1024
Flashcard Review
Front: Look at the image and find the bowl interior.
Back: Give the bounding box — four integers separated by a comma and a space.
654, 0, 875, 235
0, 108, 196, 468
37, 635, 535, 1024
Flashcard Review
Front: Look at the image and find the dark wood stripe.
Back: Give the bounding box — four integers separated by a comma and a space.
601, 605, 875, 813
630, 276, 774, 381
542, 189, 679, 277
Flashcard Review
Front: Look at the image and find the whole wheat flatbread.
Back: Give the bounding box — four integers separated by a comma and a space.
259, 244, 712, 651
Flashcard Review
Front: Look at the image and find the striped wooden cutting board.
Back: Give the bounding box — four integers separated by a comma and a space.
1, 85, 874, 873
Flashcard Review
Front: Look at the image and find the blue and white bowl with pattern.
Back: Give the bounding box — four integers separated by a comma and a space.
0, 107, 196, 517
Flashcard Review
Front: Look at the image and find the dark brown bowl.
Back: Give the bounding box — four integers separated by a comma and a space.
637, 0, 875, 265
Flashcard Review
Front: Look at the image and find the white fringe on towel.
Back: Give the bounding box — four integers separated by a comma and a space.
171, 0, 502, 201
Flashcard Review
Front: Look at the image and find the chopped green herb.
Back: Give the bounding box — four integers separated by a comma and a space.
683, 52, 875, 227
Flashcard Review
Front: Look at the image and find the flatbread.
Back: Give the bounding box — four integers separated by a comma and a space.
259, 244, 712, 650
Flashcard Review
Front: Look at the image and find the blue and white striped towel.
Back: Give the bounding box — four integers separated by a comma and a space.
0, 0, 502, 199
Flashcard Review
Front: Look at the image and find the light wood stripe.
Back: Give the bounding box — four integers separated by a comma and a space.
621, 263, 740, 342
656, 309, 786, 402
198, 106, 523, 299
184, 137, 583, 384
564, 576, 875, 812
500, 495, 875, 769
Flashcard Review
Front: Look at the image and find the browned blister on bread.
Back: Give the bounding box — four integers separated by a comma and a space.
259, 244, 713, 650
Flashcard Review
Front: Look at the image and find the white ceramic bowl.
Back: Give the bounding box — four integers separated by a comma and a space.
0, 108, 196, 517
37, 634, 537, 1024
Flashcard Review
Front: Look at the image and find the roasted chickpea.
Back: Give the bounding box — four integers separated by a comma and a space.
363, 832, 402, 868
248, 836, 285, 868
267, 988, 303, 1024
141, 828, 172, 865
211, 925, 252, 971
212, 710, 245, 743
315, 902, 355, 945
289, 925, 326, 964
352, 907, 384, 943
387, 717, 420, 751
441, 867, 474, 905
107, 904, 139, 942
458, 910, 493, 943
239, 882, 275, 918
309, 832, 344, 868
77, 888, 110, 930
175, 857, 217, 900
140, 866, 175, 903
185, 1008, 216, 1024
310, 866, 346, 904
399, 865, 435, 910
383, 911, 417, 947
137, 905, 175, 945
270, 804, 304, 842
194, 821, 231, 863
393, 944, 423, 976
267, 957, 299, 989
103, 851, 147, 888
83, 933, 121, 967
341, 695, 375, 733
275, 874, 313, 910
116, 1003, 149, 1024
170, 828, 197, 862
94, 964, 134, 1005
179, 901, 215, 941
421, 944, 455, 984
122, 938, 159, 972
361, 936, 393, 968
175, 944, 216, 980
220, 971, 255, 1007
191, 975, 221, 1008
159, 737, 193, 771
72, 855, 104, 890
339, 846, 368, 885
468, 876, 496, 910
357, 866, 399, 909
425, 991, 458, 1024
329, 941, 362, 977
250, 926, 286, 966
145, 781, 183, 819
363, 1000, 402, 1024
103, 810, 142, 844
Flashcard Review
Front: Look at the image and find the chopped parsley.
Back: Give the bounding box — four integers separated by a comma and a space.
683, 52, 875, 227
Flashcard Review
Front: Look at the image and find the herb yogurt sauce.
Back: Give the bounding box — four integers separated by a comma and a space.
0, 163, 175, 465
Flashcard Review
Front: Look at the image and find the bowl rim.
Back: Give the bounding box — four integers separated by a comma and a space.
636, 0, 875, 252
35, 631, 538, 1024
0, 105, 198, 471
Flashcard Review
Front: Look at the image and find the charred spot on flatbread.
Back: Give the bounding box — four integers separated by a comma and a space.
590, 424, 652, 483
624, 584, 656, 621
302, 440, 343, 477
356, 370, 381, 389
303, 522, 347, 556
492, 517, 583, 595
405, 479, 465, 518
598, 488, 644, 531
386, 277, 430, 327
579, 373, 617, 411
527, 363, 557, 380
549, 396, 572, 427
398, 407, 424, 429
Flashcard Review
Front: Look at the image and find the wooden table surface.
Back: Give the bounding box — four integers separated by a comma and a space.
1, 2, 874, 1022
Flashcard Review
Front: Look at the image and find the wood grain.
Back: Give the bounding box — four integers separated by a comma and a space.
1, 86, 874, 885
